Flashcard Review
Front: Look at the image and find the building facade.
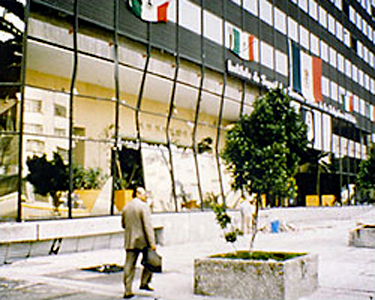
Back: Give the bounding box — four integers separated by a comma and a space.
0, 0, 374, 221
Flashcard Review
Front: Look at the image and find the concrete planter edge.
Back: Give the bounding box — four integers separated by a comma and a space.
194, 251, 318, 300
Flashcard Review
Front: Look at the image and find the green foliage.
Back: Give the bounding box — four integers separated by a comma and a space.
211, 251, 306, 261
212, 202, 232, 229
26, 152, 69, 209
73, 165, 105, 190
356, 144, 375, 191
197, 137, 213, 154
222, 88, 309, 199
211, 201, 243, 243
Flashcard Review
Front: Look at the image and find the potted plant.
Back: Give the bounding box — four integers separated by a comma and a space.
26, 152, 69, 213
73, 165, 106, 211
113, 146, 144, 211
194, 89, 318, 300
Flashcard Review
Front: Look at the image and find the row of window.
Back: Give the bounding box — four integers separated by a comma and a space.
182, 1, 374, 110
322, 75, 375, 121
224, 19, 374, 118
24, 123, 67, 136
25, 98, 68, 118
229, 0, 375, 72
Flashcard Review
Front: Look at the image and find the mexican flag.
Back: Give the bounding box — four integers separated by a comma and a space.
341, 93, 354, 112
128, 0, 170, 22
291, 42, 322, 103
226, 24, 254, 61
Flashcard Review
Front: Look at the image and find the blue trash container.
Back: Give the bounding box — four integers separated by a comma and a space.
271, 220, 280, 233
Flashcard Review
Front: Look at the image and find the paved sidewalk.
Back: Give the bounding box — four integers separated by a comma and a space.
0, 208, 374, 300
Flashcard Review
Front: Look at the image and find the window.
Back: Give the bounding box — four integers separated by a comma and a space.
338, 53, 344, 72
358, 69, 364, 86
288, 17, 298, 42
309, 0, 318, 20
345, 59, 352, 77
319, 7, 327, 28
352, 64, 358, 82
329, 47, 337, 68
300, 26, 309, 49
299, 0, 308, 13
260, 41, 274, 70
204, 10, 222, 45
54, 128, 67, 136
356, 12, 362, 31
322, 77, 330, 96
343, 28, 351, 47
349, 6, 356, 23
351, 35, 358, 52
320, 40, 328, 61
357, 40, 363, 58
244, 0, 258, 16
260, 0, 273, 26
275, 50, 288, 76
335, 0, 342, 10
54, 104, 67, 117
336, 22, 343, 41
26, 140, 45, 154
274, 7, 286, 34
365, 73, 370, 90
363, 46, 369, 63
328, 14, 336, 35
24, 123, 43, 134
310, 33, 319, 55
25, 99, 42, 113
179, 0, 201, 35
330, 81, 338, 101
353, 95, 359, 113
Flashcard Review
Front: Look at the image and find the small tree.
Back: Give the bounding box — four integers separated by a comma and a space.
222, 88, 309, 249
26, 152, 69, 212
356, 143, 375, 203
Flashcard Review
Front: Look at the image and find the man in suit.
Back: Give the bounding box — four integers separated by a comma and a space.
121, 187, 156, 299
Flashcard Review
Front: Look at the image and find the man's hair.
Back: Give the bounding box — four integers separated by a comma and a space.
133, 186, 145, 198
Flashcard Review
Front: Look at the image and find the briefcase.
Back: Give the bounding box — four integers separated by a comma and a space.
141, 247, 162, 273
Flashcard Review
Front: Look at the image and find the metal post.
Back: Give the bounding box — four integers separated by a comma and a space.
135, 23, 152, 189
111, 0, 120, 215
215, 0, 227, 206
17, 0, 30, 222
192, 0, 205, 210
165, 0, 180, 212
68, 0, 79, 219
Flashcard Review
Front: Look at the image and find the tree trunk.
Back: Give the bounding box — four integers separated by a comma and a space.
51, 191, 61, 213
249, 194, 261, 250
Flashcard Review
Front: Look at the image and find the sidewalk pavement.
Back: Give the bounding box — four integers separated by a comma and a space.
0, 208, 375, 300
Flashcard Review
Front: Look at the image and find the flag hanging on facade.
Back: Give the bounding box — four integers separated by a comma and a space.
341, 93, 353, 112
228, 26, 240, 55
290, 41, 322, 103
128, 0, 170, 22
226, 23, 254, 61
241, 33, 255, 61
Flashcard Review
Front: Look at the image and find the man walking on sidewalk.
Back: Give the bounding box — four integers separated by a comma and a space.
121, 187, 156, 299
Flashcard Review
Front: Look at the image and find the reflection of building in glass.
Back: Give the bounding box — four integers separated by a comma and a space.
0, 0, 374, 221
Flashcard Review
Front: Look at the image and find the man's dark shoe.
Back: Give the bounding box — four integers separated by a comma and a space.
123, 293, 134, 298
140, 285, 154, 291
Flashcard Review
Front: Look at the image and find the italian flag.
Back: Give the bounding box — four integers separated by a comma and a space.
290, 42, 322, 103
341, 93, 354, 112
128, 0, 170, 23
227, 24, 254, 61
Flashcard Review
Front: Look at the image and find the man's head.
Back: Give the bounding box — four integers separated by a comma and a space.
135, 187, 148, 202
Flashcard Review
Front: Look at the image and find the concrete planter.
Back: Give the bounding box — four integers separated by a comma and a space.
349, 225, 375, 248
194, 251, 318, 300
